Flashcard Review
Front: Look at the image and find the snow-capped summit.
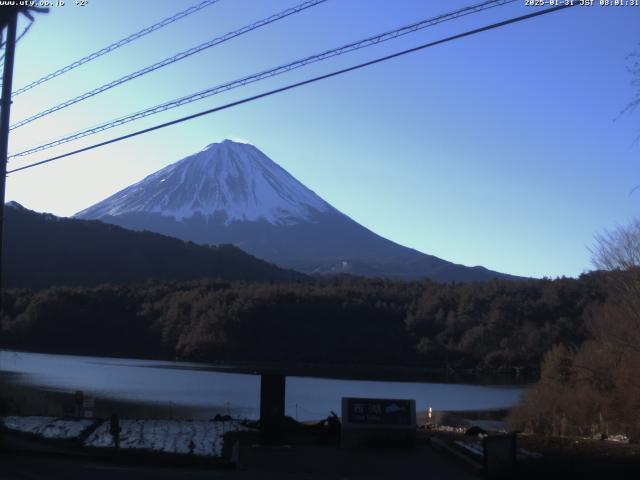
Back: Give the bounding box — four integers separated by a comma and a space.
76, 140, 331, 225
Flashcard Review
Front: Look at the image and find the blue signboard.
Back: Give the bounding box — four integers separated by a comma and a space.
344, 398, 413, 426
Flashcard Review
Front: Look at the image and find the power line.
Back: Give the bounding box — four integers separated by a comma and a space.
12, 0, 222, 97
10, 0, 509, 134
7, 3, 576, 175
15, 18, 34, 44
9, 0, 516, 158
10, 0, 328, 131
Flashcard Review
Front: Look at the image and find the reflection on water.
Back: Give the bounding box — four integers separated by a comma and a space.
0, 350, 526, 421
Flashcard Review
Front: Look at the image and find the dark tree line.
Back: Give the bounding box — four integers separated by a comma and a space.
0, 273, 608, 373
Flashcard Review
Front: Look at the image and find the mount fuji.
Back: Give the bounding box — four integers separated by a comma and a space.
76, 140, 516, 282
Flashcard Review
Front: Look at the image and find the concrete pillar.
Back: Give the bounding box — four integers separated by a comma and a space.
259, 373, 286, 444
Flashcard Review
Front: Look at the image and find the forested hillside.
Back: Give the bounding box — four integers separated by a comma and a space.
0, 274, 607, 372
2, 203, 305, 289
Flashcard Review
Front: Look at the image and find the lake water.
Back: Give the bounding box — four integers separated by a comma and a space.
0, 350, 526, 421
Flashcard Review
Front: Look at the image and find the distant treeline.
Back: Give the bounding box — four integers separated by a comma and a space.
0, 273, 608, 373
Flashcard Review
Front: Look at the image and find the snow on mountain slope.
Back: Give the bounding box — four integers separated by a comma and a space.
76, 140, 331, 225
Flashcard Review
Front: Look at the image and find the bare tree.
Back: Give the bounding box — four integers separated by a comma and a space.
592, 218, 640, 271
590, 219, 640, 354
509, 220, 640, 437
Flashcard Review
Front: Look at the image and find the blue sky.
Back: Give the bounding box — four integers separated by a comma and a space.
4, 0, 639, 278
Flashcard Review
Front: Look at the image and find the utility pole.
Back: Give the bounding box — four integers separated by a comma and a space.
0, 9, 18, 314
0, 6, 46, 316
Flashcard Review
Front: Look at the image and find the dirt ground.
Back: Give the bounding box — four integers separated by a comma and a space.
427, 428, 640, 479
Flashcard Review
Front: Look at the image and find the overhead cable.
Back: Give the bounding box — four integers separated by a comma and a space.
10, 0, 327, 130
9, 0, 516, 156
7, 3, 577, 174
12, 0, 223, 97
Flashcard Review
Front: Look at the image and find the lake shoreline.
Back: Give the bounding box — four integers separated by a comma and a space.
0, 349, 527, 423
0, 347, 536, 385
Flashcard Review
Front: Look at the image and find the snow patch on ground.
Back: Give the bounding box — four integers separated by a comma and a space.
2, 415, 253, 458
84, 419, 252, 457
1, 416, 94, 439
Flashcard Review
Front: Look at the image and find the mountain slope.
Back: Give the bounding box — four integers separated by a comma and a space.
76, 140, 519, 282
3, 202, 305, 289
